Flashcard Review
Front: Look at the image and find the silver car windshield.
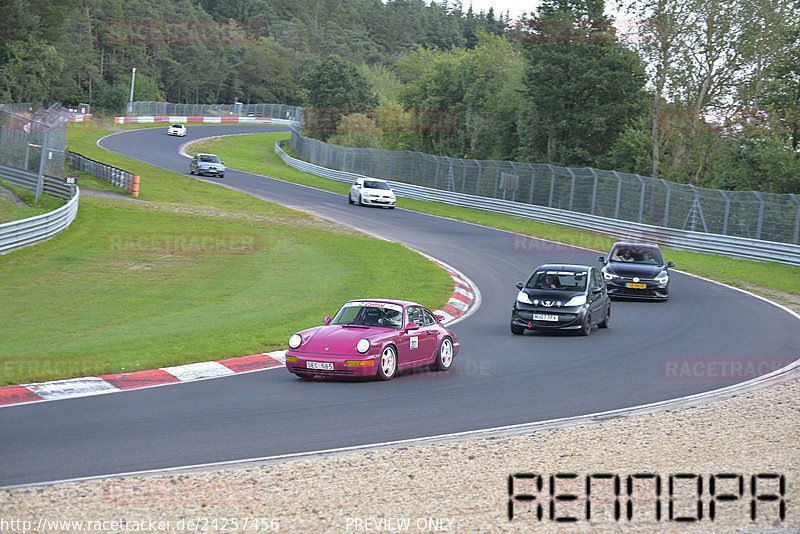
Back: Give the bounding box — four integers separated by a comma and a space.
199, 155, 221, 163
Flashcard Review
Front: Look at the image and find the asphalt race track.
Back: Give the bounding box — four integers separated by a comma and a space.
1, 124, 797, 487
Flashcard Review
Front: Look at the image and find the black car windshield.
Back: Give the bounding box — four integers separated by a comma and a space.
364, 180, 390, 190
526, 270, 587, 291
331, 301, 404, 329
199, 155, 221, 163
610, 246, 663, 264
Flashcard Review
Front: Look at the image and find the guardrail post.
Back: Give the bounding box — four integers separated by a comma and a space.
567, 168, 576, 211
612, 171, 622, 219
660, 178, 671, 227
589, 168, 599, 214
636, 175, 646, 222
34, 130, 49, 203
475, 162, 482, 195
720, 190, 731, 235
754, 192, 765, 240
528, 164, 535, 205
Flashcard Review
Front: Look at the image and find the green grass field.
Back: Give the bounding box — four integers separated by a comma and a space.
0, 123, 453, 385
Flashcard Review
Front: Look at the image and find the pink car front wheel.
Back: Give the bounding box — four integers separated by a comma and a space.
376, 345, 397, 380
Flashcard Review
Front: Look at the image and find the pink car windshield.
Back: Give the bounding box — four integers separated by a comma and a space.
331, 301, 404, 329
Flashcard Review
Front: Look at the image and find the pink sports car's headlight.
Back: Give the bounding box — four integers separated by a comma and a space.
289, 333, 302, 349
356, 338, 370, 354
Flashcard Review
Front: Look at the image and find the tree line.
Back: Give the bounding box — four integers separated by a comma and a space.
1, 0, 797, 193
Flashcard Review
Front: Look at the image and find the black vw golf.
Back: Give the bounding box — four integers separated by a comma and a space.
511, 264, 611, 336
598, 242, 675, 301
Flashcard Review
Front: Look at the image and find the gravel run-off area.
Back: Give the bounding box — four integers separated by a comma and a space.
0, 372, 797, 533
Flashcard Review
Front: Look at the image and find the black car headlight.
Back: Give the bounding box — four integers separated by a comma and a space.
654, 272, 669, 284
517, 290, 533, 304
564, 295, 587, 307
603, 271, 619, 280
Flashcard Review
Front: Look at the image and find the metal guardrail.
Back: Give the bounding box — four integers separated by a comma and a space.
0, 163, 74, 200
275, 141, 800, 266
0, 165, 79, 254
292, 132, 800, 246
67, 151, 135, 191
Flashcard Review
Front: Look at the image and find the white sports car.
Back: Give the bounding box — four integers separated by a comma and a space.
167, 123, 187, 136
348, 178, 396, 209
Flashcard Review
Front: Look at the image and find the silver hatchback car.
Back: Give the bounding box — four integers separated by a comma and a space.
190, 153, 225, 178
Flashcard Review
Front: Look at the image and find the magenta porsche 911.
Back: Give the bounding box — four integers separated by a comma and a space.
285, 299, 459, 380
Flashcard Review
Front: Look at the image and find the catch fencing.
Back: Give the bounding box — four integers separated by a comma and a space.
278, 139, 800, 266
290, 132, 800, 247
0, 104, 79, 253
0, 103, 70, 199
127, 101, 303, 122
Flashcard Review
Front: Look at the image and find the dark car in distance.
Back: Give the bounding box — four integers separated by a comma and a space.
511, 264, 611, 336
598, 242, 675, 301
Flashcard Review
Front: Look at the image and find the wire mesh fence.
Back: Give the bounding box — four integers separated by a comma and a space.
0, 103, 70, 182
127, 101, 303, 122
291, 131, 800, 245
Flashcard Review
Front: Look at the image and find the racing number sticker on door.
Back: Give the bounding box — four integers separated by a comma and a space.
410, 336, 419, 350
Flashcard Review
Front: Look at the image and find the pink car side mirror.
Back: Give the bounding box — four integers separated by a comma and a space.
323, 316, 332, 325
405, 322, 420, 332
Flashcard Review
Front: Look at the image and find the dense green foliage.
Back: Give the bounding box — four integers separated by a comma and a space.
1, 0, 798, 193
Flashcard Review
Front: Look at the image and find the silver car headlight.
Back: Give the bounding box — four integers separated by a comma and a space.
356, 338, 371, 354
654, 272, 669, 284
517, 291, 533, 304
289, 333, 302, 349
564, 295, 587, 307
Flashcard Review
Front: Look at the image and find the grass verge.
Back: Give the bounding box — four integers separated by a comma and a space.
0, 123, 453, 385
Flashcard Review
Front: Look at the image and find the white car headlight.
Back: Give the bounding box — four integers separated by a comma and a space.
289, 333, 302, 349
654, 272, 669, 284
603, 271, 619, 280
564, 295, 587, 307
517, 291, 533, 304
356, 338, 371, 354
